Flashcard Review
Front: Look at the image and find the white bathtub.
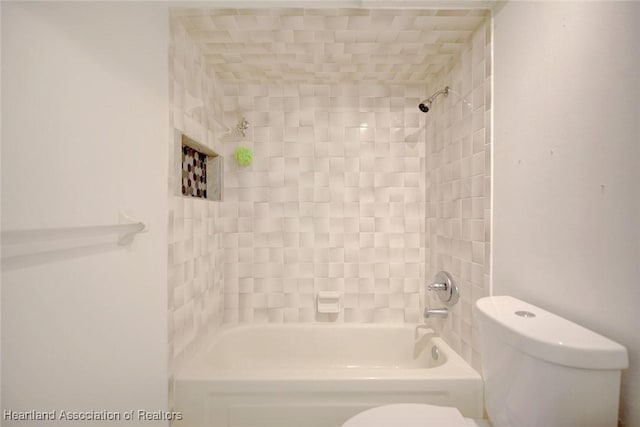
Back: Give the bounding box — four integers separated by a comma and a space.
174, 324, 482, 427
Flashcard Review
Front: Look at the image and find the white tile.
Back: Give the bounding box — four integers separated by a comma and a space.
170, 11, 489, 384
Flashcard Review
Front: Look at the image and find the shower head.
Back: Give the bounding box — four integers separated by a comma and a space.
418, 86, 450, 113
418, 102, 431, 113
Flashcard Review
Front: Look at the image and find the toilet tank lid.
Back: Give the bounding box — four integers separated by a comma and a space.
475, 296, 628, 370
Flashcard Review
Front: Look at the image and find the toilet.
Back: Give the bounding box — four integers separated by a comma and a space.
342, 296, 628, 427
342, 403, 488, 427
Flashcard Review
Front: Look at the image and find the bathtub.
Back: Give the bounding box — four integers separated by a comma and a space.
174, 324, 483, 427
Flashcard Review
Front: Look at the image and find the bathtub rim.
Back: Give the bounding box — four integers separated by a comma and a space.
174, 323, 481, 382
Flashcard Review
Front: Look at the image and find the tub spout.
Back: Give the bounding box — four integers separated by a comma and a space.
424, 308, 448, 318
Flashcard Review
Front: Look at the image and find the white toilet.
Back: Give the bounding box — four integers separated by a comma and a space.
342, 296, 628, 427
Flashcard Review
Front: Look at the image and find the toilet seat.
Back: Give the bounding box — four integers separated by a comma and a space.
341, 403, 490, 427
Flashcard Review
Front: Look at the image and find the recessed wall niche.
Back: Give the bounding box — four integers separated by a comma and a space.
180, 133, 222, 201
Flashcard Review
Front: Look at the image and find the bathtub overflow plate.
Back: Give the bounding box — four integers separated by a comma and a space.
431, 346, 440, 361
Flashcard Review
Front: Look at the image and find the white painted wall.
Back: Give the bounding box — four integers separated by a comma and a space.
0, 2, 3, 414
1, 2, 169, 425
493, 2, 640, 425
0, 1, 3, 415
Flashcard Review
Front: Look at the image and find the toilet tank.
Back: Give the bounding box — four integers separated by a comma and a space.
475, 296, 628, 427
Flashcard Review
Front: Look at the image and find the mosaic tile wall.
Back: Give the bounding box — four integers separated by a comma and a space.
424, 20, 492, 372
219, 82, 427, 324
168, 16, 226, 396
181, 145, 208, 198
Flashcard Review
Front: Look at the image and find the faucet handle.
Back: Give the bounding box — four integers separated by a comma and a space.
427, 271, 460, 307
428, 282, 448, 291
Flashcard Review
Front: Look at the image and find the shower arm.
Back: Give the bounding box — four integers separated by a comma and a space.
427, 86, 450, 103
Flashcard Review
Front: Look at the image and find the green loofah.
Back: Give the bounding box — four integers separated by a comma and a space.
234, 146, 253, 166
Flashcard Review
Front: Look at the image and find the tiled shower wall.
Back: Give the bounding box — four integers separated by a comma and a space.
168, 18, 226, 372
425, 21, 491, 372
219, 83, 427, 324
168, 10, 491, 376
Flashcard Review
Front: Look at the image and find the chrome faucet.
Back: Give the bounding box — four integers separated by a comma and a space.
427, 282, 448, 291
424, 308, 449, 318
424, 271, 460, 319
